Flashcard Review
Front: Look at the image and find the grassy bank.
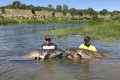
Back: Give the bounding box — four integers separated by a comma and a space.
0, 18, 87, 25
0, 19, 20, 25
46, 20, 120, 40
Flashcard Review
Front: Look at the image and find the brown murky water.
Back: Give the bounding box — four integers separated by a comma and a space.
0, 24, 120, 80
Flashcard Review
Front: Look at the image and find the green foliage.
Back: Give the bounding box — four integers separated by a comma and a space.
13, 1, 21, 7
112, 16, 120, 20
0, 0, 120, 25
0, 0, 119, 18
92, 15, 99, 20
56, 5, 62, 12
46, 20, 120, 40
0, 16, 4, 19
52, 11, 55, 17
0, 19, 19, 25
48, 4, 53, 11
69, 8, 77, 16
99, 9, 109, 15
87, 8, 97, 16
31, 9, 36, 15
0, 18, 85, 25
1, 7, 5, 13
1, 1, 49, 11
77, 10, 83, 16
62, 4, 68, 16
111, 10, 120, 16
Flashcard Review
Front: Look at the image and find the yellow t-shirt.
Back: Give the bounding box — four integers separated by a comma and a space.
79, 44, 97, 52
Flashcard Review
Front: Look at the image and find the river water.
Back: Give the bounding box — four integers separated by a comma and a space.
0, 23, 120, 80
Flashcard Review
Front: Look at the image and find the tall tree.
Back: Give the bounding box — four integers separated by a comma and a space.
62, 4, 68, 16
77, 10, 83, 16
87, 8, 96, 15
69, 8, 77, 16
87, 8, 97, 19
48, 4, 53, 11
99, 9, 109, 16
56, 5, 62, 12
12, 1, 22, 8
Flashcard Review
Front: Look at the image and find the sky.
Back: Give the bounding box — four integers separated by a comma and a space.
0, 0, 120, 11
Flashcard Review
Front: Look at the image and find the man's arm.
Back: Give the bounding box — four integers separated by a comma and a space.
55, 44, 57, 49
41, 44, 44, 49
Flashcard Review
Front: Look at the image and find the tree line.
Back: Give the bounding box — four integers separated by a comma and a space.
0, 1, 120, 17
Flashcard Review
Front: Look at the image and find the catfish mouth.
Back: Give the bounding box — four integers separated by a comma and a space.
67, 53, 82, 59
34, 57, 41, 60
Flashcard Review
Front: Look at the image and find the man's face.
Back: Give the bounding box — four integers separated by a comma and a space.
84, 38, 91, 46
44, 39, 50, 45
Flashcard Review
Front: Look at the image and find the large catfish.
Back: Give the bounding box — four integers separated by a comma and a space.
65, 48, 103, 59
28, 49, 63, 60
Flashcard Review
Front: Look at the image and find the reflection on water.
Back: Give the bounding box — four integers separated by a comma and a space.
0, 23, 120, 80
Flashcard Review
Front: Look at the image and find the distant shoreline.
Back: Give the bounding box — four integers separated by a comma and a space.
0, 1, 120, 26
0, 19, 88, 25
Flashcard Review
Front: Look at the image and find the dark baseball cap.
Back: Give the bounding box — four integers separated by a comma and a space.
45, 36, 51, 41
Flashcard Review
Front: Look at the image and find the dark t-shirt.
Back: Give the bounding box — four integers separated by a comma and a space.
41, 43, 57, 49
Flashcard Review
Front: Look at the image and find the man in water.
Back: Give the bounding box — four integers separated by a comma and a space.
79, 36, 97, 52
41, 36, 57, 49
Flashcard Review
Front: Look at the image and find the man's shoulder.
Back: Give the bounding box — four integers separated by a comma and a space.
79, 44, 85, 48
50, 43, 57, 46
50, 43, 57, 49
41, 43, 45, 46
90, 45, 96, 49
89, 45, 97, 52
80, 44, 84, 46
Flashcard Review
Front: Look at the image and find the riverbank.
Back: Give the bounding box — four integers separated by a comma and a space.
0, 18, 88, 25
45, 20, 120, 41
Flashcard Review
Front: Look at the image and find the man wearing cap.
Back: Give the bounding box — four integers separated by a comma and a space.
41, 36, 57, 49
79, 36, 97, 52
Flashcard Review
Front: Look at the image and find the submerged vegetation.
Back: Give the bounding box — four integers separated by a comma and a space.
46, 20, 120, 40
